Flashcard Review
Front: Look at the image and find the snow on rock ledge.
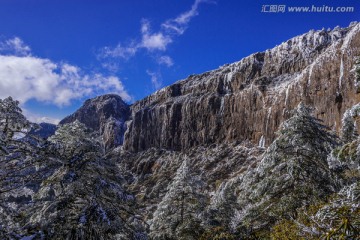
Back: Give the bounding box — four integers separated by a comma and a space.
123, 23, 360, 152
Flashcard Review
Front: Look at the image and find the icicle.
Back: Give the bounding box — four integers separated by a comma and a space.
307, 64, 314, 86
259, 135, 265, 148
339, 58, 344, 89
219, 97, 225, 115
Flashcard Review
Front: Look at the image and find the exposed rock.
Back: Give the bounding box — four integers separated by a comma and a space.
60, 94, 130, 150
113, 142, 263, 224
124, 23, 360, 152
29, 122, 57, 139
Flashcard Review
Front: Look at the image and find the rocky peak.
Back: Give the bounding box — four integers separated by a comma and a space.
124, 22, 360, 152
60, 94, 130, 150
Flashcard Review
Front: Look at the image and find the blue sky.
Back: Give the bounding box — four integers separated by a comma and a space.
0, 0, 358, 123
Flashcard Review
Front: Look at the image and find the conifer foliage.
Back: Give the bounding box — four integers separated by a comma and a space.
150, 157, 206, 240
0, 97, 46, 238
29, 121, 146, 239
232, 103, 338, 234
0, 97, 147, 239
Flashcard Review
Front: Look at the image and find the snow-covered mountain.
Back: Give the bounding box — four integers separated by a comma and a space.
124, 22, 360, 152
13, 22, 359, 239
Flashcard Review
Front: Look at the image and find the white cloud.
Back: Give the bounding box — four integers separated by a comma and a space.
23, 109, 60, 125
98, 0, 212, 63
99, 43, 137, 59
146, 70, 162, 90
0, 37, 132, 124
0, 37, 31, 56
0, 53, 132, 107
158, 55, 174, 67
140, 20, 172, 51
162, 0, 211, 35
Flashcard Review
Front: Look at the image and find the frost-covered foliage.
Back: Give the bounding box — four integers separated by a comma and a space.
0, 97, 48, 238
116, 143, 261, 239
310, 182, 360, 238
341, 103, 360, 143
354, 57, 360, 92
0, 103, 147, 239
207, 177, 240, 231
271, 181, 360, 239
150, 157, 206, 240
0, 96, 39, 193
25, 121, 146, 239
49, 120, 103, 160
270, 103, 360, 239
210, 103, 339, 237
329, 103, 360, 185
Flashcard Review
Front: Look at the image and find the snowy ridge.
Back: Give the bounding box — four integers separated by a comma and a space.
133, 22, 358, 111
125, 22, 360, 152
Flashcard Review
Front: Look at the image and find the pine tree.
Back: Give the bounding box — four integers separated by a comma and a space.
0, 96, 38, 194
150, 157, 206, 240
262, 103, 338, 213
27, 121, 147, 239
0, 96, 48, 238
234, 103, 338, 235
341, 104, 360, 144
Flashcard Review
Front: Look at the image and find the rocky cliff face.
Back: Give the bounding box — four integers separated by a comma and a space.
124, 22, 360, 152
60, 94, 130, 150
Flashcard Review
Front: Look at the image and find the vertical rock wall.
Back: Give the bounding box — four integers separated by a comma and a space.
123, 23, 360, 152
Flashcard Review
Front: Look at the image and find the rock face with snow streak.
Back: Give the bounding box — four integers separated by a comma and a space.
60, 94, 130, 150
124, 23, 360, 152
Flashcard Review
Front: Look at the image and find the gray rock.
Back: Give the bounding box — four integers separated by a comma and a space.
60, 94, 130, 151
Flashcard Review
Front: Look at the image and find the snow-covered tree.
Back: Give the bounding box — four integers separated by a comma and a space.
355, 57, 360, 92
0, 97, 47, 238
341, 104, 360, 144
27, 121, 147, 239
231, 103, 338, 236
330, 103, 360, 182
150, 157, 206, 240
260, 103, 338, 212
0, 96, 38, 193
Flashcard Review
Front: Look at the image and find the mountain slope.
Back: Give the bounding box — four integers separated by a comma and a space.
124, 22, 360, 152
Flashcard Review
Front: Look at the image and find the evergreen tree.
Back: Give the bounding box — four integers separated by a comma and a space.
340, 103, 360, 144
150, 157, 206, 240
27, 121, 147, 239
0, 96, 39, 194
0, 96, 47, 238
233, 103, 338, 235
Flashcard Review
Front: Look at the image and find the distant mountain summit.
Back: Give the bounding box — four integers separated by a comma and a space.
60, 94, 130, 150
29, 122, 57, 139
